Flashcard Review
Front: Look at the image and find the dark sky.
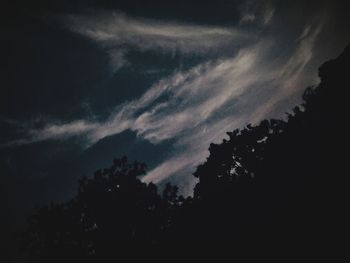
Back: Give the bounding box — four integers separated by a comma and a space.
1, 0, 349, 251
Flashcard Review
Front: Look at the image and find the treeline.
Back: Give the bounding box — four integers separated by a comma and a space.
18, 45, 349, 261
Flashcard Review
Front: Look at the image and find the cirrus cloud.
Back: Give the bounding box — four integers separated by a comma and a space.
64, 11, 250, 71
6, 8, 329, 195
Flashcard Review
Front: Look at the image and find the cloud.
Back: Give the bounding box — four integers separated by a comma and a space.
108, 49, 129, 72
3, 120, 98, 147
239, 0, 274, 26
255, 20, 324, 119
141, 22, 323, 194
262, 4, 275, 25
240, 13, 256, 24
7, 8, 326, 195
65, 11, 248, 71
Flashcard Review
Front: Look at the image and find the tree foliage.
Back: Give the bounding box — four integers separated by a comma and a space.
19, 45, 349, 261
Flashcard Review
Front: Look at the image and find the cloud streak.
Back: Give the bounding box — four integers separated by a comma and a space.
65, 11, 249, 71
7, 8, 327, 195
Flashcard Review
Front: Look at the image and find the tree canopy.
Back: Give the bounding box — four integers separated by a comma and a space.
18, 44, 350, 261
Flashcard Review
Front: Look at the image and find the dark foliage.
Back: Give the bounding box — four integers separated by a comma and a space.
19, 44, 349, 261
19, 157, 185, 262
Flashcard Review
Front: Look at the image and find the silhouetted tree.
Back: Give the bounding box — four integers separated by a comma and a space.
20, 44, 350, 260
189, 44, 350, 248
20, 156, 180, 262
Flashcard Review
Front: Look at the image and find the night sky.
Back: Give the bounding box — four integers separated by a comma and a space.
1, 0, 349, 248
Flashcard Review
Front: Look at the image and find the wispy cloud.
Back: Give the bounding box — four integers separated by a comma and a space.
7, 8, 325, 195
239, 0, 274, 26
142, 22, 322, 193
65, 11, 248, 71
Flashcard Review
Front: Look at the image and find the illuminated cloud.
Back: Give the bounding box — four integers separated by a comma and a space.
7, 7, 327, 194
65, 11, 247, 71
